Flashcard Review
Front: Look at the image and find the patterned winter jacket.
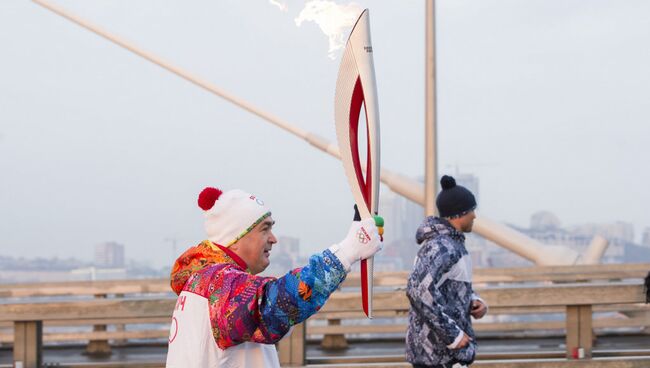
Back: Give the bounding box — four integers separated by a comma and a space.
166, 240, 347, 368
405, 217, 485, 367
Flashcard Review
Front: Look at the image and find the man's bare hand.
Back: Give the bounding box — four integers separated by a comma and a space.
471, 300, 487, 319
454, 332, 472, 349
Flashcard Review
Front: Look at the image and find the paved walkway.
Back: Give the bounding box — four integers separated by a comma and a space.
1, 334, 649, 367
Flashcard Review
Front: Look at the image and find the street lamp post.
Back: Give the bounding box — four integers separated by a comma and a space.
425, 0, 438, 216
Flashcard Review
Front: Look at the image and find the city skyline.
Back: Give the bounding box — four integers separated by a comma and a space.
2, 172, 648, 274
1, 202, 648, 284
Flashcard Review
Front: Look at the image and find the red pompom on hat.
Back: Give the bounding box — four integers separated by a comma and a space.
197, 187, 223, 210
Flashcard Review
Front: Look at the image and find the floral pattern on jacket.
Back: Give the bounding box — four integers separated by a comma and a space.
170, 240, 346, 349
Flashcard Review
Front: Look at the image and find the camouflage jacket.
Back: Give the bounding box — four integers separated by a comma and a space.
405, 217, 484, 367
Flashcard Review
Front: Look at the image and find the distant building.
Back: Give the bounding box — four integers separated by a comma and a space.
570, 221, 635, 243
379, 190, 423, 242
530, 211, 561, 231
94, 242, 125, 268
505, 212, 648, 264
470, 210, 650, 267
642, 227, 650, 248
379, 190, 423, 270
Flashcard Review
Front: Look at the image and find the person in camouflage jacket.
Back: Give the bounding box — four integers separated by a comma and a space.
406, 176, 488, 368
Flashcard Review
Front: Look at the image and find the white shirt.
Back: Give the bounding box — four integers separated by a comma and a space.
165, 291, 280, 368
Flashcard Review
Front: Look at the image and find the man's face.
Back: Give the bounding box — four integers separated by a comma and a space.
231, 217, 277, 274
450, 210, 476, 233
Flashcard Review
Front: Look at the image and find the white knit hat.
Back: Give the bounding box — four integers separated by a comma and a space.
198, 187, 271, 247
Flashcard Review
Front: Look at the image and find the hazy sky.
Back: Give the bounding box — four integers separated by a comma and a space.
1, 0, 649, 268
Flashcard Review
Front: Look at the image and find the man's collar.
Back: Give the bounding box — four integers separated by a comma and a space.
209, 241, 249, 271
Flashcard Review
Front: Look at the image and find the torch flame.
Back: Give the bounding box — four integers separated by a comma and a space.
294, 1, 363, 59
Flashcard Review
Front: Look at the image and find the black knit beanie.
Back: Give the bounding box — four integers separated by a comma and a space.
436, 175, 477, 218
